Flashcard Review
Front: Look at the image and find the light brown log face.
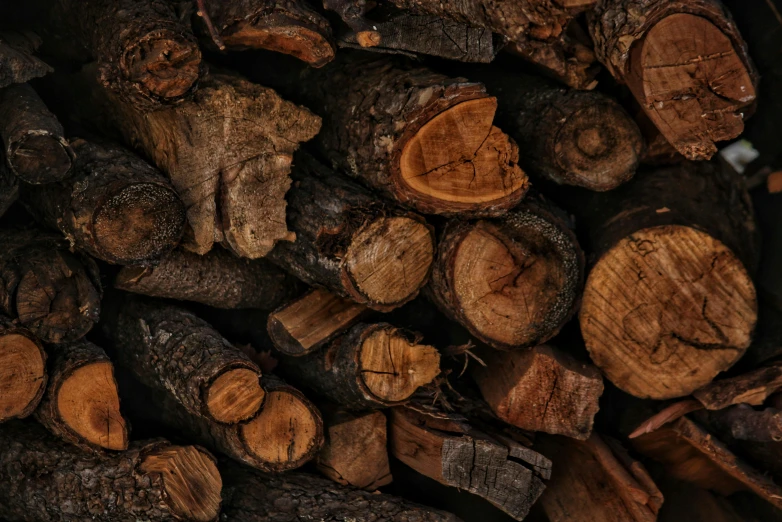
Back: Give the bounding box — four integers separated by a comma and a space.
205, 368, 264, 424
581, 225, 756, 399
0, 333, 45, 421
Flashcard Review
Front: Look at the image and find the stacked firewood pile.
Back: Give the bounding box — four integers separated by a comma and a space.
1, 0, 782, 520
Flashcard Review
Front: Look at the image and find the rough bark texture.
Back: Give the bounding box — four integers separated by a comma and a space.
0, 316, 46, 423
0, 84, 73, 185
115, 248, 301, 310
0, 228, 101, 344
694, 361, 782, 410
702, 404, 782, 443
20, 139, 186, 266
267, 153, 434, 312
219, 461, 461, 522
0, 32, 52, 89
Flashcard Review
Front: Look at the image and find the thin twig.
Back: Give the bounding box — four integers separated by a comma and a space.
196, 0, 226, 50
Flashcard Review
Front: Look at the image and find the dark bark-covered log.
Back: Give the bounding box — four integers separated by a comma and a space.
20, 139, 185, 266
267, 153, 434, 311
701, 404, 782, 443
115, 248, 301, 310
0, 420, 222, 522
578, 161, 759, 399
428, 195, 583, 350
34, 340, 128, 452
472, 345, 603, 440
103, 296, 264, 424
0, 229, 101, 344
694, 361, 782, 410
0, 32, 52, 89
588, 0, 757, 160
0, 317, 46, 423
219, 460, 460, 522
279, 322, 440, 410
0, 154, 18, 219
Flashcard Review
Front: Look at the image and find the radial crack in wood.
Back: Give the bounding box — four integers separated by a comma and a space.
0, 322, 46, 422
206, 368, 264, 425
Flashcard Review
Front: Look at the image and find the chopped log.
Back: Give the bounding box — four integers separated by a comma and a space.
588, 0, 757, 160
267, 288, 368, 356
472, 345, 604, 439
658, 478, 754, 522
536, 433, 663, 522
0, 152, 18, 218
578, 161, 758, 399
0, 84, 72, 185
0, 32, 52, 88
0, 229, 101, 344
428, 195, 584, 350
0, 317, 46, 423
34, 340, 128, 451
322, 0, 381, 47
0, 421, 221, 522
267, 153, 434, 311
115, 248, 301, 310
219, 461, 460, 522
702, 404, 782, 443
388, 401, 550, 521
316, 408, 392, 490
21, 139, 185, 266
694, 361, 782, 410
279, 322, 441, 409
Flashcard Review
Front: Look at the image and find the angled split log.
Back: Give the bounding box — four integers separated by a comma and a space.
0, 317, 46, 423
694, 360, 782, 410
0, 31, 51, 88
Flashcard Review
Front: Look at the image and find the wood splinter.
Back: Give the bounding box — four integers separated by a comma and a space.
0, 317, 46, 423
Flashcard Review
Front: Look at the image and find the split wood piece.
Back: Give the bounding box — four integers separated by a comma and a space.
0, 317, 46, 423
267, 153, 434, 311
658, 478, 756, 522
0, 84, 73, 184
474, 69, 643, 191
267, 288, 368, 356
632, 415, 782, 509
49, 0, 202, 109
701, 404, 782, 443
115, 248, 301, 310
0, 32, 52, 88
694, 361, 782, 410
389, 402, 550, 521
428, 195, 584, 350
105, 297, 264, 424
34, 339, 128, 451
21, 139, 185, 266
0, 152, 18, 218
536, 433, 663, 522
85, 69, 320, 258
267, 55, 528, 216
0, 229, 101, 344
219, 461, 460, 522
279, 322, 441, 409
316, 408, 392, 490
472, 345, 603, 439
578, 161, 759, 399
0, 421, 221, 522
589, 0, 757, 160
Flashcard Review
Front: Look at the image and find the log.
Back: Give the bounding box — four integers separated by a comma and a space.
578, 161, 759, 399
588, 0, 757, 160
536, 433, 663, 522
472, 345, 604, 440
0, 317, 46, 423
115, 247, 301, 310
428, 195, 584, 350
702, 404, 782, 443
0, 32, 52, 88
278, 322, 441, 409
20, 139, 185, 266
34, 340, 128, 451
0, 421, 221, 522
267, 288, 369, 356
267, 153, 434, 311
219, 461, 460, 522
0, 84, 72, 185
693, 361, 782, 410
0, 229, 101, 344
658, 478, 756, 522
316, 408, 392, 490
0, 152, 18, 218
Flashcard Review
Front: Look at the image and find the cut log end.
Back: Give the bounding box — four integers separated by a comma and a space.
123, 34, 201, 101
345, 216, 433, 308
93, 182, 185, 264
0, 333, 45, 421
57, 361, 128, 450
399, 97, 528, 213
205, 368, 264, 424
222, 25, 335, 68
139, 445, 222, 522
8, 134, 72, 184
581, 225, 757, 399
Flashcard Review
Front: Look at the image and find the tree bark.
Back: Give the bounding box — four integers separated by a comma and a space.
577, 161, 759, 399
0, 32, 52, 89
20, 139, 186, 266
267, 153, 435, 311
588, 0, 758, 160
693, 361, 782, 410
0, 229, 101, 344
428, 194, 584, 350
0, 420, 222, 522
0, 316, 46, 423
34, 340, 129, 452
702, 404, 782, 443
278, 322, 441, 410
